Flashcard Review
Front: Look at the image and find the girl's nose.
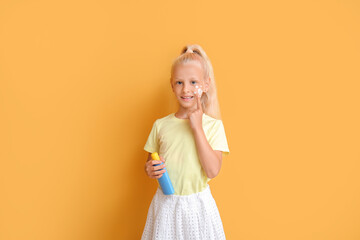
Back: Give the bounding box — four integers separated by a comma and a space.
182, 83, 192, 93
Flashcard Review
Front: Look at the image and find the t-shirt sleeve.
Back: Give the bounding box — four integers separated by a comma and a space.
144, 120, 159, 154
208, 120, 230, 156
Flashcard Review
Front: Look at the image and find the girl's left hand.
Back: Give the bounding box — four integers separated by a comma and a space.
188, 89, 203, 131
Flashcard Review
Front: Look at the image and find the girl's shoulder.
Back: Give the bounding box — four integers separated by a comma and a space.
203, 113, 222, 125
153, 113, 176, 125
202, 114, 229, 135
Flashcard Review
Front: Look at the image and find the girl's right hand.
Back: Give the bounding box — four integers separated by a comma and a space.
144, 154, 166, 179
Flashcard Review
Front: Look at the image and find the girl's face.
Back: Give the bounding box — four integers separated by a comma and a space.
171, 61, 208, 111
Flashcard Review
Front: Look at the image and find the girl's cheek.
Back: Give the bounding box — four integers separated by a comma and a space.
194, 85, 203, 96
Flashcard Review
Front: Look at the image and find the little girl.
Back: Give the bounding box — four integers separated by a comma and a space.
142, 44, 230, 240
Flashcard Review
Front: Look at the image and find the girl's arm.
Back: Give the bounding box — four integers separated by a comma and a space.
192, 129, 223, 179
189, 92, 223, 179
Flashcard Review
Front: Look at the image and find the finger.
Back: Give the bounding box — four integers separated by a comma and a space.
151, 161, 165, 166
147, 167, 165, 177
151, 160, 162, 165
159, 156, 165, 162
151, 171, 165, 179
147, 161, 158, 168
152, 164, 166, 171
150, 174, 161, 179
155, 174, 164, 179
153, 169, 166, 175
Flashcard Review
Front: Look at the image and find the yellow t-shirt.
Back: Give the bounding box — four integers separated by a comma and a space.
144, 112, 230, 195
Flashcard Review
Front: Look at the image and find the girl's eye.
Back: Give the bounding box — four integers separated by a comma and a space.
191, 81, 197, 84
176, 81, 182, 85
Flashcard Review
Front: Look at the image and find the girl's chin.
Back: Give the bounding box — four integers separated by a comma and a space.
179, 103, 196, 110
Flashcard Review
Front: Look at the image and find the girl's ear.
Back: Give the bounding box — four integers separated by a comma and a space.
170, 79, 174, 92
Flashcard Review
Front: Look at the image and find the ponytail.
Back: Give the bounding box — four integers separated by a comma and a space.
170, 44, 221, 119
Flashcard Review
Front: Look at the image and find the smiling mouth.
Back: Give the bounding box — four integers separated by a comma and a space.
181, 96, 194, 100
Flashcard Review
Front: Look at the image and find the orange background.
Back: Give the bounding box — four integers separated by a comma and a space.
1, 0, 359, 239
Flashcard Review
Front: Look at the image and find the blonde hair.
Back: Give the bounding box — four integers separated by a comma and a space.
170, 44, 221, 119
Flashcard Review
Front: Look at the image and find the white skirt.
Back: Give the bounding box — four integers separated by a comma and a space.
141, 184, 226, 240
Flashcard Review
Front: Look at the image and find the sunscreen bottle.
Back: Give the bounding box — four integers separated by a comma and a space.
151, 152, 174, 195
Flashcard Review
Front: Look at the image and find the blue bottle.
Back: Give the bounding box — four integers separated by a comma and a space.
151, 152, 174, 195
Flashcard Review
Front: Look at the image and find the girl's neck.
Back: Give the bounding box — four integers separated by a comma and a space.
175, 107, 197, 119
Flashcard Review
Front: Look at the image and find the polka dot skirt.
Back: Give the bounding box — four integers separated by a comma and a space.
141, 184, 226, 240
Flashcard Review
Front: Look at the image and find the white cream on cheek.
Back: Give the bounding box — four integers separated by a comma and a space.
194, 85, 203, 96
